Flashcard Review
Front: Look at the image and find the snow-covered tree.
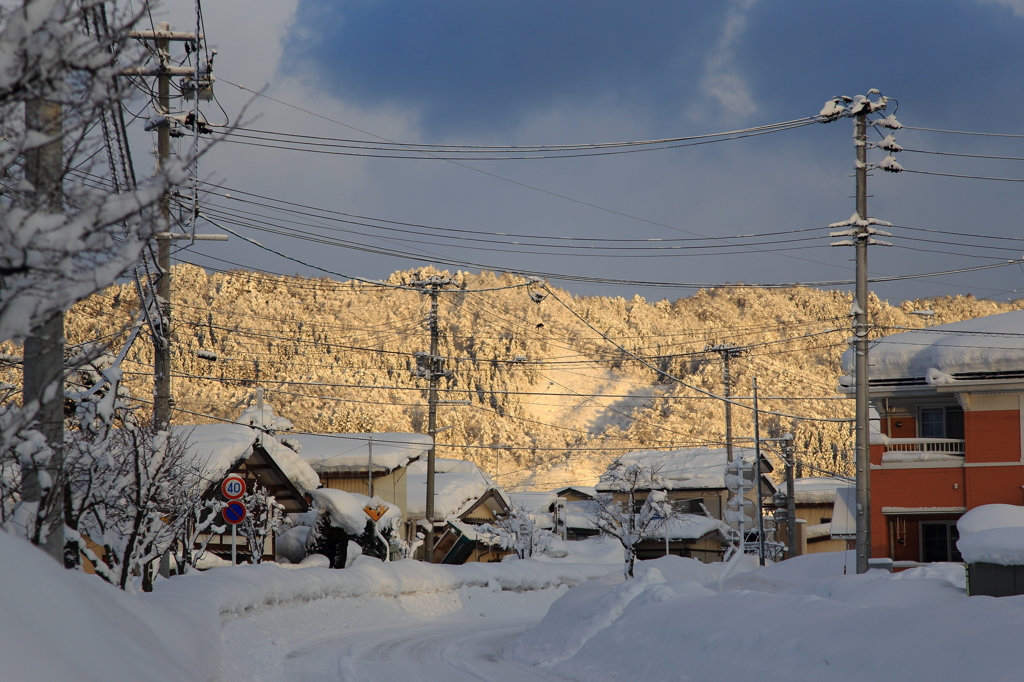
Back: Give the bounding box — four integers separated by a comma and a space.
594, 461, 675, 578
238, 483, 284, 564
479, 503, 556, 559
0, 0, 185, 551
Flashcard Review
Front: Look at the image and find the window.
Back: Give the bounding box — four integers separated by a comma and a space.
919, 406, 964, 439
920, 521, 962, 563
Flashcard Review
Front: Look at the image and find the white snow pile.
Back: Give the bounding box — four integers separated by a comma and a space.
294, 432, 432, 474
512, 551, 1024, 681
844, 309, 1024, 380
957, 504, 1024, 565
596, 446, 762, 491
307, 488, 401, 535
407, 457, 508, 520
0, 531, 219, 682
527, 536, 623, 564
152, 554, 615, 620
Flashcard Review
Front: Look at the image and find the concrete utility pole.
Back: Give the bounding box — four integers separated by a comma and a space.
153, 25, 173, 429
413, 277, 452, 562
126, 24, 223, 429
707, 344, 744, 463
22, 96, 65, 563
752, 378, 765, 566
824, 91, 896, 574
852, 111, 872, 575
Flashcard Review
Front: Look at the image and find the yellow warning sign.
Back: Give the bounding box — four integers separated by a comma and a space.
364, 504, 388, 522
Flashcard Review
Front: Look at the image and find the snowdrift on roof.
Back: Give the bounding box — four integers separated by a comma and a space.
406, 458, 508, 520
596, 446, 761, 491
294, 432, 431, 474
843, 309, 1024, 380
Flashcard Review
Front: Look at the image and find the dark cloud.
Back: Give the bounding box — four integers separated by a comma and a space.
282, 1, 729, 135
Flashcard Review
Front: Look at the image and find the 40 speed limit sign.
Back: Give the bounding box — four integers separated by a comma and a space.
221, 475, 246, 500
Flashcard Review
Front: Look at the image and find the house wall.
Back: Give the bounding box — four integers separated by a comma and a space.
793, 502, 850, 554
871, 391, 1024, 560
320, 468, 409, 518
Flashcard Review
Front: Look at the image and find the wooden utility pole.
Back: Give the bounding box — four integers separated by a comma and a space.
22, 96, 65, 562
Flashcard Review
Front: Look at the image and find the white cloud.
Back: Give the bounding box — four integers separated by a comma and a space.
979, 0, 1024, 16
701, 0, 760, 118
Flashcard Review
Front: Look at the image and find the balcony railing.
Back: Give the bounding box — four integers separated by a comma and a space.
883, 438, 965, 457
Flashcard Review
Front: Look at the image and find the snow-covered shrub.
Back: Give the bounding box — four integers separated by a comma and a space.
479, 503, 557, 560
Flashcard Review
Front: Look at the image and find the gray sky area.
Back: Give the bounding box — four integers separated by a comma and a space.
146, 0, 1024, 304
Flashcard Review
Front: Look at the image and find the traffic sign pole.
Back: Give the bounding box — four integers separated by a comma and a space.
231, 523, 236, 567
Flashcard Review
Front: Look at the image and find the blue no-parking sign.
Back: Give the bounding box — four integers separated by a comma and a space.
223, 500, 246, 525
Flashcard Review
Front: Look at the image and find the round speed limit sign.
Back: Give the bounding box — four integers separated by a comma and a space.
221, 475, 246, 500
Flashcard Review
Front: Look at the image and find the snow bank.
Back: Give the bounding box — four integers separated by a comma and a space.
515, 551, 997, 682
513, 556, 718, 667
0, 531, 219, 682
152, 556, 615, 620
957, 504, 1024, 565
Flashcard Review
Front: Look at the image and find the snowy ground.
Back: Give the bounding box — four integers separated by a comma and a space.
9, 532, 1024, 681
220, 584, 565, 681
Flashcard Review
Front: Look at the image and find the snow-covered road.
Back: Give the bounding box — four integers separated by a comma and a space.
219, 584, 567, 682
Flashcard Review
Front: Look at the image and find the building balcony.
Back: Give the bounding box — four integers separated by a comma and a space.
881, 438, 965, 463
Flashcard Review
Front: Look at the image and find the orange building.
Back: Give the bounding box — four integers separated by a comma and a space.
853, 310, 1024, 564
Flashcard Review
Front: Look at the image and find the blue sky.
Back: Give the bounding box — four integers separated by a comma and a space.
175, 0, 1024, 303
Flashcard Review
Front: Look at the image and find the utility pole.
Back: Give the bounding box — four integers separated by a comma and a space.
126, 24, 223, 429
413, 276, 452, 562
823, 90, 898, 574
752, 378, 765, 565
783, 438, 797, 559
22, 95, 65, 563
707, 344, 744, 462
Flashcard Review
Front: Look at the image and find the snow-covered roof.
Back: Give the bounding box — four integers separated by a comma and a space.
171, 424, 320, 499
554, 486, 597, 499
173, 423, 259, 481
406, 458, 509, 521
957, 504, 1024, 565
509, 491, 558, 514
776, 477, 853, 505
843, 309, 1024, 382
292, 432, 432, 475
596, 447, 770, 492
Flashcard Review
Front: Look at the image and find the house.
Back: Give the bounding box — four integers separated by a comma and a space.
595, 446, 775, 563
775, 477, 855, 554
291, 432, 431, 526
849, 309, 1024, 564
551, 486, 601, 540
177, 421, 319, 564
406, 458, 512, 563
